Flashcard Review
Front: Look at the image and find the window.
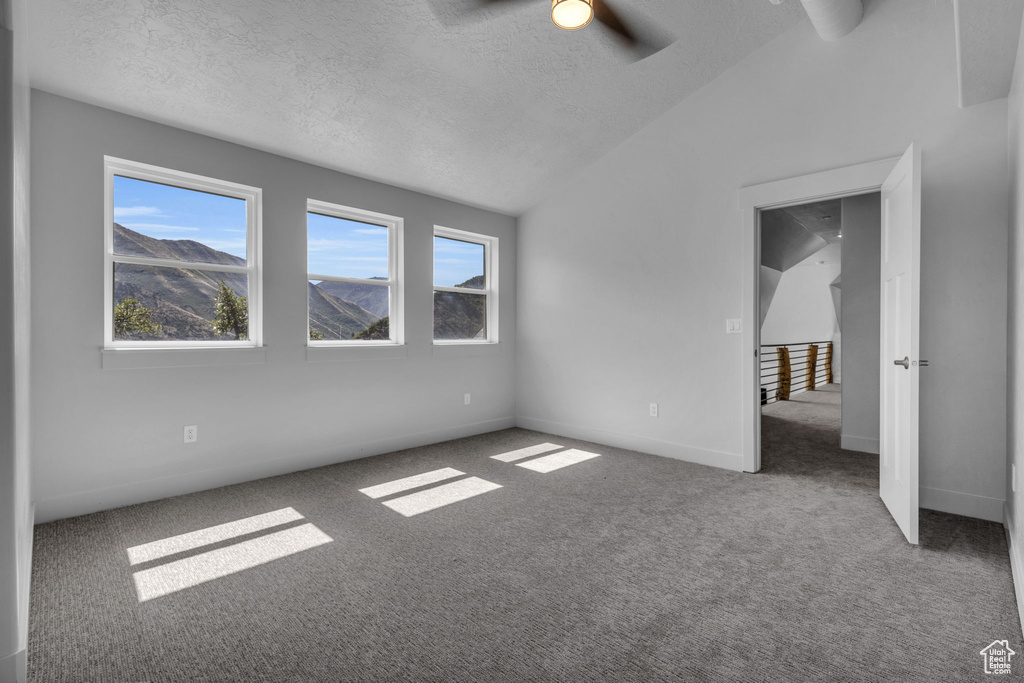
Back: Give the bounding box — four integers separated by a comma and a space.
433, 226, 498, 343
104, 157, 261, 348
307, 200, 403, 344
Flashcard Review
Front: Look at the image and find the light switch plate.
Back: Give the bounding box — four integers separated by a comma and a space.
726, 319, 742, 334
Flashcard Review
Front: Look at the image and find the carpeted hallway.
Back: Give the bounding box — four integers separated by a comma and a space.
761, 383, 877, 483
28, 401, 1022, 682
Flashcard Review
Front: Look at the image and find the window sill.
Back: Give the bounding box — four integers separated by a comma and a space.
101, 346, 267, 370
306, 344, 408, 363
432, 342, 501, 357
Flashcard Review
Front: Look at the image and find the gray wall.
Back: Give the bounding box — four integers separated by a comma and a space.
1, 0, 31, 680
517, 0, 1008, 521
840, 193, 880, 455
758, 266, 782, 328
30, 91, 517, 522
759, 253, 841, 347
1005, 0, 1024, 636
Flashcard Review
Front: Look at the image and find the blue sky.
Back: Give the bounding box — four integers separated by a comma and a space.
114, 176, 485, 286
434, 236, 484, 288
114, 176, 248, 258
307, 213, 390, 279
307, 220, 485, 286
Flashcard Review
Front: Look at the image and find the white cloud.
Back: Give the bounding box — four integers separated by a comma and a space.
122, 222, 199, 233
307, 238, 387, 253
321, 256, 387, 262
435, 257, 480, 265
114, 206, 164, 219
434, 236, 482, 248
200, 239, 247, 253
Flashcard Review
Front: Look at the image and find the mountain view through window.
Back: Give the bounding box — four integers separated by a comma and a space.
433, 235, 487, 340
112, 175, 251, 342
307, 212, 393, 341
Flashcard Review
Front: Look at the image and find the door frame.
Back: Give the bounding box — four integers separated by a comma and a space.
738, 156, 900, 473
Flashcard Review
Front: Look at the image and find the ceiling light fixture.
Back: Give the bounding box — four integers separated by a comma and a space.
551, 0, 594, 30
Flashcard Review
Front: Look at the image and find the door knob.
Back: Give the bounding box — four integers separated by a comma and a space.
894, 356, 909, 369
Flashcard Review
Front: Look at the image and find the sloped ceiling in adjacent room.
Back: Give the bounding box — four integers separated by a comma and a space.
27, 0, 806, 214
761, 211, 827, 273
760, 199, 842, 325
760, 199, 840, 271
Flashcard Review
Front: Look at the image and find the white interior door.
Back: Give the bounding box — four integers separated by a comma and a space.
879, 143, 921, 544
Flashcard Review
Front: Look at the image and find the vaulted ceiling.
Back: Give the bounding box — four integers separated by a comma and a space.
760, 199, 841, 274
29, 0, 807, 214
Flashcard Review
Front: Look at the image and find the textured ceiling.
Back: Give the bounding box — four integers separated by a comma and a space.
780, 199, 842, 244
29, 0, 806, 214
954, 0, 1024, 108
760, 209, 826, 273
761, 199, 842, 273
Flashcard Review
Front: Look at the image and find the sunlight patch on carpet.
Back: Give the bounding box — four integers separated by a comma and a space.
381, 477, 502, 517
126, 507, 306, 565
132, 523, 332, 602
516, 449, 601, 473
359, 467, 465, 499
490, 443, 563, 462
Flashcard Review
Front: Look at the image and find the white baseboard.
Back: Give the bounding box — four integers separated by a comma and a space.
516, 416, 744, 471
920, 486, 1004, 522
16, 502, 33, 665
35, 416, 516, 523
840, 433, 879, 454
1004, 504, 1024, 643
0, 648, 26, 683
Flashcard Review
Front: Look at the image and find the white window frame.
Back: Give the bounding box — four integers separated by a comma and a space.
306, 200, 404, 346
104, 156, 262, 349
433, 225, 499, 344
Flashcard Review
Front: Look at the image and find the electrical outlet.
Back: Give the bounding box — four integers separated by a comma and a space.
464, 393, 471, 406
184, 425, 198, 444
649, 403, 658, 418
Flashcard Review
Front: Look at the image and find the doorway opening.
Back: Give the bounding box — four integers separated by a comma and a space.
739, 156, 899, 474
758, 194, 879, 476
740, 148, 921, 544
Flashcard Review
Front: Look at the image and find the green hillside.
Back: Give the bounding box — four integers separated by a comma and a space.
315, 279, 389, 318
308, 283, 379, 340
434, 275, 486, 340
112, 224, 381, 341
113, 224, 248, 341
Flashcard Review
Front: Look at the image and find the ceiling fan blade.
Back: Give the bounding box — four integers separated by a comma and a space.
593, 0, 673, 61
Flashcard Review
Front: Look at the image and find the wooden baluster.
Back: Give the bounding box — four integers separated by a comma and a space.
776, 347, 791, 401
807, 344, 818, 391
825, 342, 833, 384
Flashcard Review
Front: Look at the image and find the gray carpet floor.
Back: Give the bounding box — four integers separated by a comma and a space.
29, 389, 1022, 681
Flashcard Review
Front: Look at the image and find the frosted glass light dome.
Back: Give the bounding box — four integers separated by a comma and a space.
551, 0, 594, 30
